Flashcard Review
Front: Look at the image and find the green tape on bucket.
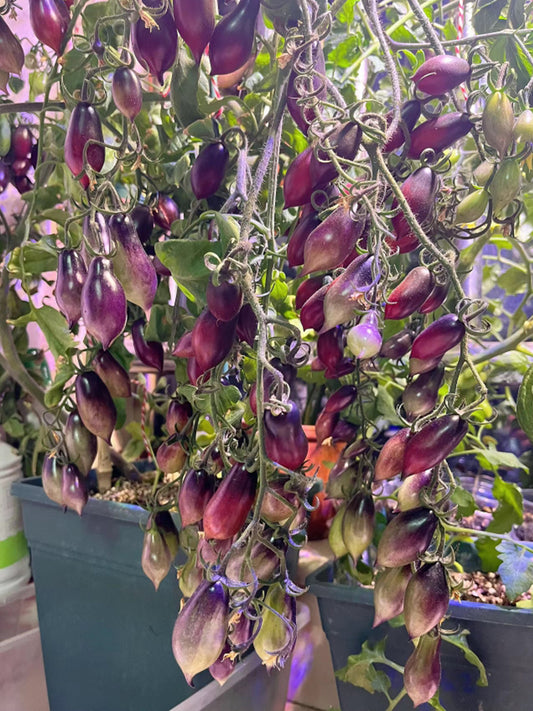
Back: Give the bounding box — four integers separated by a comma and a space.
0, 531, 29, 568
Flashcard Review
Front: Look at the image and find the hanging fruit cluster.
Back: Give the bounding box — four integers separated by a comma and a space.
1, 0, 533, 704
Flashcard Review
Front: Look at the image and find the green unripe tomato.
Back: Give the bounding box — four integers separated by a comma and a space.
482, 91, 515, 159
489, 159, 521, 216
514, 109, 533, 143
455, 189, 489, 224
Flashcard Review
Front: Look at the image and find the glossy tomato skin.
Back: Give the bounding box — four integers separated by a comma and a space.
208, 0, 260, 76
403, 415, 468, 476
407, 112, 473, 159
75, 371, 117, 443
64, 102, 105, 190
173, 0, 215, 64
202, 463, 257, 539
264, 400, 308, 471
411, 55, 471, 96
132, 0, 177, 84
190, 141, 229, 200
29, 0, 70, 55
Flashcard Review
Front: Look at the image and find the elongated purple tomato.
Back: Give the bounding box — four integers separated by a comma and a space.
302, 205, 366, 276
64, 102, 105, 190
29, 0, 70, 55
55, 249, 87, 328
287, 42, 326, 135
0, 17, 24, 75
408, 112, 473, 159
131, 318, 164, 372
81, 257, 127, 349
173, 0, 215, 64
403, 415, 468, 476
108, 213, 157, 311
190, 141, 229, 200
75, 371, 117, 443
93, 349, 132, 399
112, 66, 142, 121
209, 0, 260, 76
411, 55, 471, 96
132, 0, 178, 84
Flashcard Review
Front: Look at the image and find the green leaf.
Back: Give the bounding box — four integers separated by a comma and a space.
451, 485, 477, 518
473, 0, 507, 33
498, 266, 527, 295
155, 239, 225, 303
507, 37, 533, 90
441, 630, 488, 686
517, 364, 533, 443
146, 304, 173, 343
496, 539, 533, 600
476, 448, 528, 473
32, 305, 76, 360
113, 396, 127, 431
335, 639, 392, 696
376, 387, 403, 426
2, 417, 25, 438
171, 48, 210, 128
328, 36, 360, 69
509, 0, 526, 27
486, 474, 523, 534
337, 0, 357, 23
475, 536, 501, 572
44, 360, 75, 408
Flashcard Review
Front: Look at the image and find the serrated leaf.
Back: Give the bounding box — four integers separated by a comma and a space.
335, 639, 391, 695
486, 473, 523, 533
451, 485, 477, 518
498, 266, 527, 295
496, 539, 533, 600
441, 630, 488, 686
517, 364, 533, 443
328, 36, 360, 68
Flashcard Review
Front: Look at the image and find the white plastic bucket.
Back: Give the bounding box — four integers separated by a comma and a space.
0, 441, 31, 598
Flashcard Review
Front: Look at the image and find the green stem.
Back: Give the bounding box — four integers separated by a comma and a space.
0, 102, 65, 115
386, 688, 408, 711
472, 319, 533, 364
443, 524, 533, 556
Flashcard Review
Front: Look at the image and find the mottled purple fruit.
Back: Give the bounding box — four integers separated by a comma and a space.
29, 0, 70, 55
403, 415, 468, 476
132, 0, 178, 84
172, 580, 229, 685
404, 562, 449, 638
112, 66, 143, 121
322, 255, 378, 331
299, 282, 328, 331
209, 643, 236, 686
191, 309, 236, 372
42, 453, 64, 506
131, 318, 164, 371
0, 16, 24, 75
81, 257, 127, 349
410, 314, 465, 363
156, 440, 187, 474
75, 371, 117, 443
374, 428, 410, 481
373, 565, 412, 627
408, 112, 473, 159
209, 0, 260, 76
141, 527, 171, 591
61, 463, 88, 516
302, 205, 365, 276
174, 0, 215, 64
376, 507, 438, 567
384, 267, 433, 320
109, 213, 157, 311
397, 470, 433, 512
412, 55, 471, 96
55, 249, 87, 328
264, 400, 308, 470
283, 147, 314, 209
166, 400, 193, 434
236, 303, 257, 346
383, 99, 421, 152
379, 328, 413, 359
178, 468, 215, 527
404, 630, 442, 707
287, 210, 321, 268
225, 540, 280, 586
131, 205, 154, 245
191, 141, 229, 200
203, 464, 257, 539
64, 102, 105, 190
93, 349, 131, 399
153, 194, 179, 231
206, 277, 243, 322
402, 364, 444, 421
64, 409, 97, 477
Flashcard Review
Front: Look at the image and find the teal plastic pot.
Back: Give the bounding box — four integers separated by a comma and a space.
12, 477, 211, 711
307, 561, 533, 711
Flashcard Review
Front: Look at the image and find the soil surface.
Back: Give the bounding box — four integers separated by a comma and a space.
451, 570, 532, 607
92, 473, 178, 506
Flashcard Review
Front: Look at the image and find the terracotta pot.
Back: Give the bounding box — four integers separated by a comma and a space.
302, 425, 344, 540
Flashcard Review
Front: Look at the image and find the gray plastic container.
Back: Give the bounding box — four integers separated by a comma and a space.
12, 477, 211, 711
307, 561, 533, 711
